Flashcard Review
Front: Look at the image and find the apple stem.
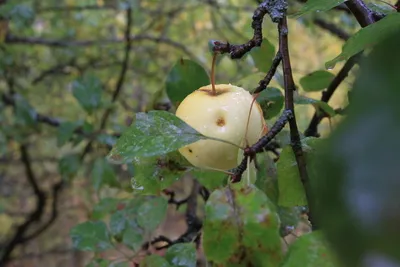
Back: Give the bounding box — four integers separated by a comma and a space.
211, 52, 217, 95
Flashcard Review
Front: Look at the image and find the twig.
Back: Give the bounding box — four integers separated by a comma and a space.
253, 51, 282, 94
81, 7, 133, 159
278, 16, 316, 229
313, 18, 350, 40
304, 53, 361, 137
212, 0, 287, 59
5, 34, 197, 60
304, 0, 380, 137
2, 93, 84, 135
0, 145, 46, 265
20, 181, 64, 243
37, 4, 115, 13
345, 0, 377, 27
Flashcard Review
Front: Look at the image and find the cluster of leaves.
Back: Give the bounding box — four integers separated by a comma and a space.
2, 0, 400, 266
70, 1, 400, 265
69, 42, 341, 267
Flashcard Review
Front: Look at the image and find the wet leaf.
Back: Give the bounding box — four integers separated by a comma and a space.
108, 111, 206, 162
166, 59, 209, 105
165, 243, 197, 267
326, 13, 400, 69
281, 231, 340, 267
203, 186, 282, 265
300, 71, 335, 92
250, 38, 275, 73
70, 221, 113, 252
257, 87, 284, 119
294, 0, 347, 17
131, 152, 187, 194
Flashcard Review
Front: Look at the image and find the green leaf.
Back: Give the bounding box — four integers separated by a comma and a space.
191, 169, 227, 190
295, 95, 336, 117
250, 38, 275, 73
122, 226, 143, 251
70, 221, 113, 252
282, 231, 340, 267
0, 131, 7, 156
257, 87, 284, 119
91, 198, 121, 220
59, 154, 81, 181
165, 59, 209, 105
72, 73, 103, 114
326, 13, 400, 69
14, 94, 36, 127
136, 197, 168, 232
278, 206, 304, 236
294, 0, 347, 17
300, 71, 335, 92
109, 198, 144, 238
255, 153, 278, 204
140, 255, 171, 267
109, 197, 165, 249
108, 111, 206, 162
314, 32, 400, 265
109, 262, 129, 267
85, 259, 110, 267
92, 158, 119, 191
165, 243, 197, 267
203, 186, 282, 265
277, 146, 307, 207
57, 121, 82, 147
131, 152, 187, 194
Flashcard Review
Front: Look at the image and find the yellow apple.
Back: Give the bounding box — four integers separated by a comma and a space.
175, 84, 267, 170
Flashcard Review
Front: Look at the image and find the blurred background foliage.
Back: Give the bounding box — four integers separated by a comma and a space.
0, 0, 396, 266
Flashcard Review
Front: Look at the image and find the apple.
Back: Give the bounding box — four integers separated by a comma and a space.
175, 84, 268, 170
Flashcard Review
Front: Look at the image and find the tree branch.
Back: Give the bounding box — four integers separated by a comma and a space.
345, 0, 378, 27
304, 53, 361, 137
304, 0, 380, 137
80, 7, 133, 159
278, 16, 315, 228
20, 181, 64, 243
253, 51, 282, 94
313, 18, 350, 41
5, 34, 197, 60
212, 0, 287, 59
0, 145, 46, 265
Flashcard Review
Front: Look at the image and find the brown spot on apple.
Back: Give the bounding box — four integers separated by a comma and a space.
216, 117, 225, 126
